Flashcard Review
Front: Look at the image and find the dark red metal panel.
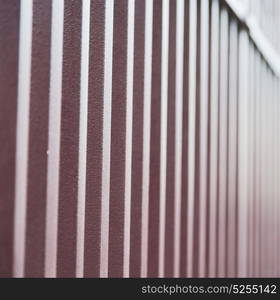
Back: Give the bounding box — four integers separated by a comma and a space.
164, 0, 176, 278
0, 0, 20, 278
0, 0, 280, 279
108, 0, 128, 278
25, 0, 52, 277
57, 0, 81, 277
129, 0, 145, 278
147, 0, 162, 278
84, 0, 105, 278
180, 0, 190, 278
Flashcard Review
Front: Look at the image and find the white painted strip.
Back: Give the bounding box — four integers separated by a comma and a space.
254, 51, 261, 277
275, 77, 280, 277
76, 0, 91, 278
272, 75, 278, 277
276, 78, 280, 277
265, 68, 273, 277
141, 0, 153, 278
13, 0, 33, 278
198, 0, 209, 278
158, 0, 169, 278
123, 0, 135, 278
208, 0, 219, 278
217, 7, 229, 278
247, 42, 255, 277
187, 0, 197, 278
227, 18, 238, 277
237, 29, 249, 277
173, 0, 184, 278
45, 0, 64, 278
100, 0, 114, 278
259, 60, 266, 276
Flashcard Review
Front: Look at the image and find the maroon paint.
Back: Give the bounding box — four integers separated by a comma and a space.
57, 0, 81, 277
205, 2, 212, 278
148, 0, 162, 278
180, 0, 190, 278
234, 30, 239, 277
164, 0, 176, 277
0, 0, 19, 278
84, 0, 105, 278
129, 0, 145, 278
25, 0, 52, 277
193, 0, 201, 278
108, 0, 128, 277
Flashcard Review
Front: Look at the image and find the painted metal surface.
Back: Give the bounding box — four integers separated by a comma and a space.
0, 0, 280, 278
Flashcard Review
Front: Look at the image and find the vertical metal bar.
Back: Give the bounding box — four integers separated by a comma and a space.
255, 51, 262, 277
276, 78, 280, 277
123, 0, 135, 278
247, 42, 255, 278
198, 0, 209, 278
173, 0, 184, 278
267, 68, 273, 276
100, 0, 114, 278
272, 73, 278, 277
259, 59, 265, 276
76, 0, 91, 278
140, 0, 153, 278
217, 6, 229, 278
187, 0, 197, 277
227, 17, 238, 278
208, 0, 219, 278
158, 0, 169, 278
237, 28, 249, 277
13, 0, 33, 278
253, 51, 260, 277
45, 0, 64, 278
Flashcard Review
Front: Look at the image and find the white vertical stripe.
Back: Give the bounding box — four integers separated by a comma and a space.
198, 0, 209, 278
270, 71, 275, 277
264, 68, 272, 276
100, 0, 114, 278
254, 52, 261, 277
227, 18, 238, 277
218, 7, 228, 278
45, 0, 64, 278
187, 0, 197, 277
276, 78, 280, 277
272, 75, 278, 277
208, 0, 219, 278
141, 0, 153, 278
276, 78, 279, 277
158, 0, 169, 278
259, 60, 266, 276
13, 0, 33, 278
76, 0, 91, 278
237, 29, 249, 277
276, 76, 278, 277
247, 43, 255, 277
123, 0, 135, 278
173, 0, 184, 278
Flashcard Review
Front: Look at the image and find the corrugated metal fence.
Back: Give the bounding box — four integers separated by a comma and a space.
0, 0, 280, 278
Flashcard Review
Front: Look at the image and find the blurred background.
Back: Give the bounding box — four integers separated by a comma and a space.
0, 0, 280, 278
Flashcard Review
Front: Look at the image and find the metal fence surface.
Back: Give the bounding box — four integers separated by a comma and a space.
0, 0, 280, 278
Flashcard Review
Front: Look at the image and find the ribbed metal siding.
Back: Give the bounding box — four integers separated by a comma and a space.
0, 0, 280, 278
